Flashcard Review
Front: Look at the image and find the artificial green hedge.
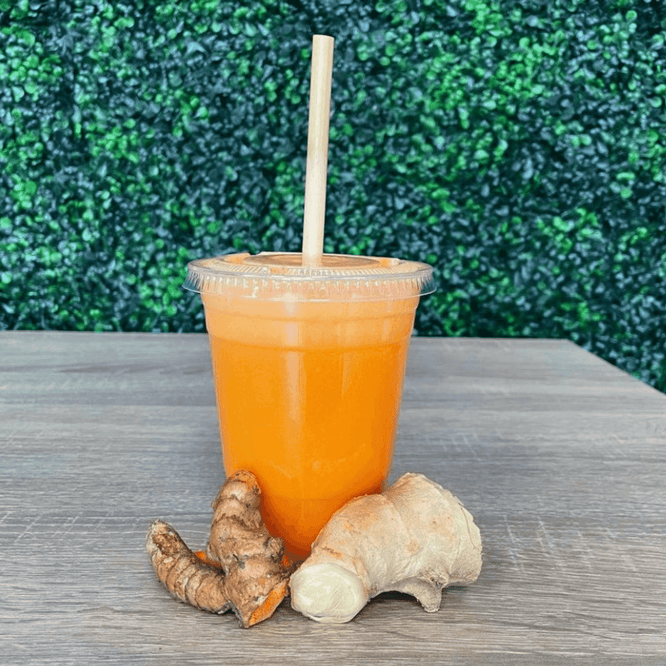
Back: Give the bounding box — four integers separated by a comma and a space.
1, 0, 665, 392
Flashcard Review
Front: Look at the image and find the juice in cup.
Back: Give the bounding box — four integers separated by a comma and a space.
184, 251, 434, 558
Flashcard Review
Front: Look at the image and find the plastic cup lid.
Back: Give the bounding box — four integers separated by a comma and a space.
183, 252, 435, 301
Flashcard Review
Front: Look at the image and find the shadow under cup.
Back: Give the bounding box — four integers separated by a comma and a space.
185, 252, 435, 559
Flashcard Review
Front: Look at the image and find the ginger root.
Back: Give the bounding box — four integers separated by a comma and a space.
289, 472, 482, 623
146, 470, 293, 628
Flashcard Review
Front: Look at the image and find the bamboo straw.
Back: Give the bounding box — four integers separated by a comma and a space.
301, 35, 334, 267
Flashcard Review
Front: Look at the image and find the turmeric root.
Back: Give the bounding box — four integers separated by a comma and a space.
147, 520, 231, 614
146, 470, 293, 628
289, 472, 482, 623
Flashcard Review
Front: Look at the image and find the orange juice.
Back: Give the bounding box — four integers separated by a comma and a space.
186, 252, 434, 558
202, 296, 416, 557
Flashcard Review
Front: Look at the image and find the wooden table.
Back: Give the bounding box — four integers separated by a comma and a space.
2, 332, 665, 665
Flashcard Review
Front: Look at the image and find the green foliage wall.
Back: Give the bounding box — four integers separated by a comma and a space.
1, 0, 665, 392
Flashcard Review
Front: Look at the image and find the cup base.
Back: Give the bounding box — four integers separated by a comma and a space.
260, 489, 381, 560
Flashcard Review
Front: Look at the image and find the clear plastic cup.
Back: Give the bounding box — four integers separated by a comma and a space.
184, 252, 435, 558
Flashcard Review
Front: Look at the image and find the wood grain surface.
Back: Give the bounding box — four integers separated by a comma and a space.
1, 332, 665, 665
